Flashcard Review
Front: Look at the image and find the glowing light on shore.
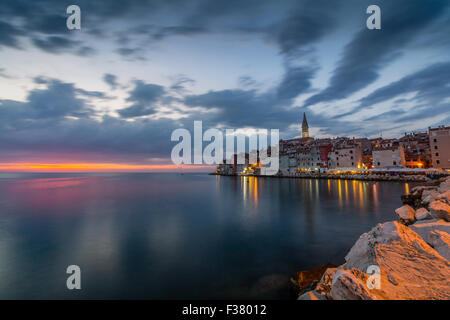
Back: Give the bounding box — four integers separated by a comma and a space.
0, 163, 213, 172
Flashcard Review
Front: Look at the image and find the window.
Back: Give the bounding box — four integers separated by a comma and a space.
433, 138, 437, 142
434, 146, 438, 149
350, 150, 353, 154
351, 156, 354, 160
437, 160, 440, 164
337, 162, 340, 166
352, 162, 354, 166
436, 153, 439, 156
393, 161, 397, 165
377, 162, 380, 166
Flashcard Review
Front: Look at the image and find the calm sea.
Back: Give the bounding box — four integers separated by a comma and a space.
0, 173, 410, 299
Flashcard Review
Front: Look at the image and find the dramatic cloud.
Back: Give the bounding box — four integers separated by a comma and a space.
359, 62, 450, 107
0, 0, 449, 165
31, 35, 95, 55
0, 20, 24, 48
276, 65, 316, 100
103, 73, 119, 90
118, 80, 166, 118
304, 0, 450, 107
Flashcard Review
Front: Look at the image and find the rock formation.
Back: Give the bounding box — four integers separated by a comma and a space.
298, 176, 450, 300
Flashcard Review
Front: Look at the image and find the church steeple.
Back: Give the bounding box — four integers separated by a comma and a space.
302, 112, 309, 138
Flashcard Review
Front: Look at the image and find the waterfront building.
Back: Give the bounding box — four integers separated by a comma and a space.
429, 126, 450, 170
328, 142, 363, 170
372, 143, 406, 168
399, 131, 431, 168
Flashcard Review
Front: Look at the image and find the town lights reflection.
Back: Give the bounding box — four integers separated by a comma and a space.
241, 176, 259, 209
231, 177, 397, 218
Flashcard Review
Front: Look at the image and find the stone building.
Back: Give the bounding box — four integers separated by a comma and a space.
328, 143, 363, 169
429, 126, 450, 170
372, 143, 406, 168
399, 131, 431, 168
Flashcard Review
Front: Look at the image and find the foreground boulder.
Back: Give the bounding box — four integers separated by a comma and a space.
422, 189, 440, 205
329, 269, 377, 300
341, 221, 450, 299
394, 205, 416, 225
410, 219, 450, 244
429, 230, 450, 262
415, 207, 431, 221
429, 200, 450, 221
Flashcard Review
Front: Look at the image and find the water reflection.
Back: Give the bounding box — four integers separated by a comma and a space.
232, 177, 399, 219
0, 173, 406, 299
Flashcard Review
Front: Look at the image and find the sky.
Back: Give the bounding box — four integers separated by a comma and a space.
0, 0, 449, 171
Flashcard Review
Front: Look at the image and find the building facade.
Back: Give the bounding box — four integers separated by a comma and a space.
372, 144, 406, 168
429, 126, 450, 169
328, 144, 362, 169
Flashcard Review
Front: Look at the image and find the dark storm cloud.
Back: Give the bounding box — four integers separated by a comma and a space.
184, 87, 305, 131
25, 13, 68, 35
359, 62, 450, 107
355, 62, 450, 125
276, 65, 317, 100
0, 78, 100, 122
0, 77, 182, 161
183, 61, 318, 128
103, 73, 119, 90
31, 36, 95, 56
303, 0, 450, 107
151, 26, 207, 40
335, 61, 450, 123
0, 20, 24, 48
118, 80, 166, 118
273, 0, 338, 56
0, 0, 337, 62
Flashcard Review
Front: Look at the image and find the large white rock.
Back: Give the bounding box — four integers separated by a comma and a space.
410, 219, 450, 244
429, 230, 450, 262
422, 190, 440, 205
415, 207, 431, 220
394, 205, 416, 225
329, 269, 377, 300
343, 221, 450, 299
429, 200, 450, 222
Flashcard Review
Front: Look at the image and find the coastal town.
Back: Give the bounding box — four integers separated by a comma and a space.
216, 113, 450, 179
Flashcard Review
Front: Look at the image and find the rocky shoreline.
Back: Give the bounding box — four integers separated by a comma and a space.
294, 176, 450, 300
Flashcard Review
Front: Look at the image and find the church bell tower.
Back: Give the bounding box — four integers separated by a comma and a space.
302, 112, 309, 138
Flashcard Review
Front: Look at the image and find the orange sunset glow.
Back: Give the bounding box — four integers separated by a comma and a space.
0, 163, 213, 172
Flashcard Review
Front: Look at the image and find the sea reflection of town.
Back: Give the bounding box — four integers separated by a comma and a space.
216, 175, 411, 221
